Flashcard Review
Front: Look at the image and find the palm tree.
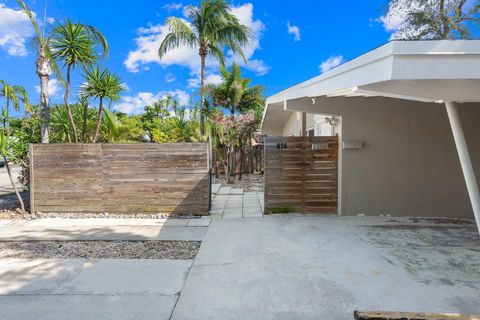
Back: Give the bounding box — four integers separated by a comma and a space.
0, 80, 30, 215
50, 20, 109, 143
80, 67, 125, 143
17, 0, 62, 143
209, 63, 264, 116
0, 80, 30, 131
158, 0, 251, 135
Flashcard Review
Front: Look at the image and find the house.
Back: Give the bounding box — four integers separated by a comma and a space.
261, 40, 480, 230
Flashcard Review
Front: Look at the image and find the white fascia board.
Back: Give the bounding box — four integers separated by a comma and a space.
266, 42, 396, 105
266, 40, 480, 105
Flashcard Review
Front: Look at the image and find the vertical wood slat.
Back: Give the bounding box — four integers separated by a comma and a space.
30, 143, 209, 215
29, 144, 35, 214
264, 136, 339, 214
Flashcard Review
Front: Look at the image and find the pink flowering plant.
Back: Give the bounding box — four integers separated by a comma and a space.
212, 110, 258, 182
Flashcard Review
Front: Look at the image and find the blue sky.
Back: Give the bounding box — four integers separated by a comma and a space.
0, 0, 394, 116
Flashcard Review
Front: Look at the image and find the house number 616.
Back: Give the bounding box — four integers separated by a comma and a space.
277, 143, 288, 150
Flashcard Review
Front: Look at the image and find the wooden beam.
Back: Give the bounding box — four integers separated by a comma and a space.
354, 311, 480, 320
301, 112, 307, 137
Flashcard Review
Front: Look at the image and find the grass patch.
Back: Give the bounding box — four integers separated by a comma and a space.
269, 205, 296, 214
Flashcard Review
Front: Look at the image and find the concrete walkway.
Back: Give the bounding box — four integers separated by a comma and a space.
0, 218, 210, 241
210, 184, 264, 218
171, 216, 480, 320
0, 218, 209, 320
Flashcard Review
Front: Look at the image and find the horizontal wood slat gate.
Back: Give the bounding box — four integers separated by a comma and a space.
30, 143, 210, 215
264, 136, 339, 214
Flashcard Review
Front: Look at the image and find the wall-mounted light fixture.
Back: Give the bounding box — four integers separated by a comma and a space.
311, 97, 316, 104
325, 116, 339, 126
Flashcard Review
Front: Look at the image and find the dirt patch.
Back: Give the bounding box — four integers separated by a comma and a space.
0, 240, 201, 260
213, 174, 264, 192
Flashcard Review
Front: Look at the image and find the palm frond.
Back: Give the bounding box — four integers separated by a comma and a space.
158, 17, 197, 59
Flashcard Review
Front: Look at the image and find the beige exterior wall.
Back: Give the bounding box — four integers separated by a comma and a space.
280, 97, 480, 218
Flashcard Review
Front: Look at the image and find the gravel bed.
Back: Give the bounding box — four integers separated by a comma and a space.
213, 174, 264, 192
0, 240, 201, 260
33, 213, 202, 219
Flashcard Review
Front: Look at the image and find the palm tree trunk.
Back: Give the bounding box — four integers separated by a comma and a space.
93, 97, 104, 143
37, 46, 51, 144
3, 99, 9, 133
3, 156, 25, 217
65, 65, 78, 143
239, 142, 243, 181
248, 136, 253, 174
225, 148, 229, 183
199, 53, 206, 136
82, 100, 88, 143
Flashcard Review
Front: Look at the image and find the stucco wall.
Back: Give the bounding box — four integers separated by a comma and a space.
284, 97, 480, 218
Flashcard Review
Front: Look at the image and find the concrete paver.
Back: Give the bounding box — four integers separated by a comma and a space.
210, 188, 264, 218
0, 295, 178, 320
0, 259, 191, 320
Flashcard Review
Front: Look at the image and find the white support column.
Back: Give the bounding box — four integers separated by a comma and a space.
445, 102, 480, 233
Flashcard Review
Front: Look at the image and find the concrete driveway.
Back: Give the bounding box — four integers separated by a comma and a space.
0, 216, 478, 319
172, 216, 480, 320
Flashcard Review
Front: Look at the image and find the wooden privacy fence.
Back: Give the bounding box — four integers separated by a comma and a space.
264, 136, 339, 214
30, 143, 210, 215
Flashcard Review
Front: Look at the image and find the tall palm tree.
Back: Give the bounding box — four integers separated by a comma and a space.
158, 0, 251, 135
50, 20, 109, 143
80, 67, 125, 143
17, 0, 62, 143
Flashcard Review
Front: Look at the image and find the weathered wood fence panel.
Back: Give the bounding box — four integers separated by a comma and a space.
30, 143, 210, 215
264, 136, 339, 214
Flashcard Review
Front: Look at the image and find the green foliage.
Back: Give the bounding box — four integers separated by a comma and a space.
151, 117, 201, 143
269, 205, 296, 214
116, 114, 146, 142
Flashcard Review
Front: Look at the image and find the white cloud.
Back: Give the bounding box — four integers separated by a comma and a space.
245, 59, 270, 76
46, 17, 55, 24
124, 3, 269, 75
115, 90, 190, 115
163, 3, 183, 12
188, 73, 223, 89
319, 55, 344, 73
35, 79, 62, 97
0, 3, 35, 56
124, 22, 200, 73
287, 21, 301, 41
165, 73, 176, 83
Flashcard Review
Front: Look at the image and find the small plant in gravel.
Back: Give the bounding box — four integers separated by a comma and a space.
269, 205, 296, 214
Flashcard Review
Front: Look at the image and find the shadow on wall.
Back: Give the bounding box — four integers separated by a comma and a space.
30, 143, 211, 216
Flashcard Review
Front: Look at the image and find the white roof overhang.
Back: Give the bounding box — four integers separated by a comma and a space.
263, 40, 480, 129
